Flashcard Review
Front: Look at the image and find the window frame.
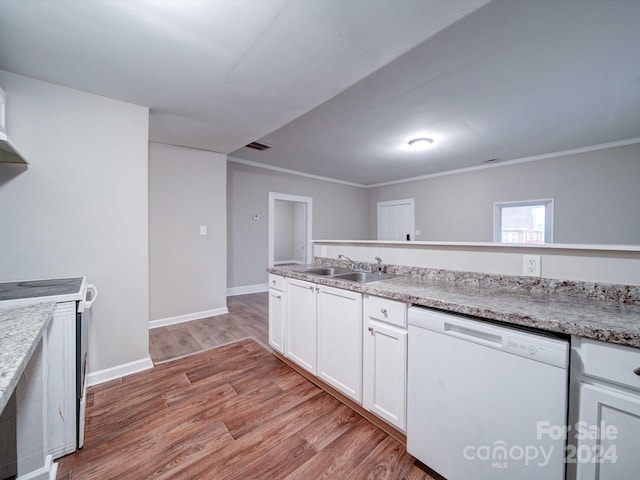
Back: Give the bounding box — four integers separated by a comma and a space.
493, 198, 554, 244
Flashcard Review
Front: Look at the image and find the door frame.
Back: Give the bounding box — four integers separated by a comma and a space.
268, 192, 313, 267
377, 198, 415, 241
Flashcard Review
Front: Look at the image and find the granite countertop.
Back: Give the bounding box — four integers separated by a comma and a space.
268, 264, 640, 349
0, 301, 56, 413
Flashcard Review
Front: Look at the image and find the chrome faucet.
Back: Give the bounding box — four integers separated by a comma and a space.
375, 256, 383, 273
338, 254, 357, 270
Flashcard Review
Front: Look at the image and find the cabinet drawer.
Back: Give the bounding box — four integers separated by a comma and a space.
268, 274, 285, 291
581, 338, 640, 391
365, 295, 407, 328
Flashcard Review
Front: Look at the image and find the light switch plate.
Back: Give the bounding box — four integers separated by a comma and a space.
199, 225, 207, 236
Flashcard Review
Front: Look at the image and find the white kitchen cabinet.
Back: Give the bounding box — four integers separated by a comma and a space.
576, 383, 640, 479
317, 285, 362, 402
46, 301, 77, 459
268, 274, 285, 354
572, 338, 640, 480
285, 278, 318, 375
16, 337, 47, 476
363, 295, 407, 431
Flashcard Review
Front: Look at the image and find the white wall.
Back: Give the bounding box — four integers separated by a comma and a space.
0, 70, 149, 374
293, 202, 306, 263
315, 241, 640, 285
274, 199, 295, 262
368, 143, 640, 245
227, 159, 368, 289
149, 143, 227, 321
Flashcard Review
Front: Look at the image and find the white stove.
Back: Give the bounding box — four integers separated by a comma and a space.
0, 277, 86, 306
0, 277, 97, 456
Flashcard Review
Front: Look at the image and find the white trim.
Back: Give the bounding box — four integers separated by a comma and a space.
150, 140, 226, 156
228, 156, 367, 187
268, 192, 313, 268
16, 454, 57, 480
230, 139, 640, 188
368, 137, 640, 187
312, 239, 640, 252
493, 198, 554, 244
86, 356, 154, 387
226, 283, 269, 296
149, 307, 229, 329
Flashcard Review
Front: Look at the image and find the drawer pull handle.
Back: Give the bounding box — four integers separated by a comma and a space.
381, 308, 387, 316
309, 286, 315, 291
634, 366, 640, 376
368, 327, 374, 334
272, 280, 276, 285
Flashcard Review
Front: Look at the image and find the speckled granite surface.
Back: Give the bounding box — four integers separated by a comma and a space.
268, 262, 640, 349
0, 302, 56, 413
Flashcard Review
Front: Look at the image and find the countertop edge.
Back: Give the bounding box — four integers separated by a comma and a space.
268, 267, 640, 349
0, 301, 56, 413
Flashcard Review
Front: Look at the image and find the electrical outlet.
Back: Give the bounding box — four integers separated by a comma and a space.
522, 255, 541, 277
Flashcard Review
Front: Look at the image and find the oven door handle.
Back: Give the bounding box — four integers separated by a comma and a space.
85, 283, 98, 309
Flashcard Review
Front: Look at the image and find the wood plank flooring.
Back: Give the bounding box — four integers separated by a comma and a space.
149, 293, 269, 363
57, 337, 439, 479
58, 293, 441, 479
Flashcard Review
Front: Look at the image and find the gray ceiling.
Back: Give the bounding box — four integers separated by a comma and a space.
1, 0, 639, 186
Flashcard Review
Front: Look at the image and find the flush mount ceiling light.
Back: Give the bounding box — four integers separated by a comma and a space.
408, 137, 434, 151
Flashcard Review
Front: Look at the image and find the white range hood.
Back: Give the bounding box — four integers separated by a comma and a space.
0, 85, 27, 164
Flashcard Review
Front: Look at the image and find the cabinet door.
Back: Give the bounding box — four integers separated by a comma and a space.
268, 288, 284, 354
46, 302, 77, 458
363, 319, 407, 431
317, 285, 362, 402
576, 383, 640, 479
285, 279, 317, 375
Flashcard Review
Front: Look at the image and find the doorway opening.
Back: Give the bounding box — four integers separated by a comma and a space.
268, 192, 313, 267
377, 198, 415, 241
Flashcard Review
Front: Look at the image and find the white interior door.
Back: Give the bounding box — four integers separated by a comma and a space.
377, 199, 415, 241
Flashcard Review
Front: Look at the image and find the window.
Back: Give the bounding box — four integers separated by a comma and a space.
494, 199, 554, 244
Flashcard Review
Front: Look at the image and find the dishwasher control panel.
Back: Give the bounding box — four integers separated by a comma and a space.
408, 306, 568, 369
507, 335, 567, 367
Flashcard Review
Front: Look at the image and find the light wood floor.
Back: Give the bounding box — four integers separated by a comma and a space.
149, 293, 269, 363
57, 293, 440, 479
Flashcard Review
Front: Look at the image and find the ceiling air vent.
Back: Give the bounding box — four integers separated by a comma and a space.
245, 141, 273, 151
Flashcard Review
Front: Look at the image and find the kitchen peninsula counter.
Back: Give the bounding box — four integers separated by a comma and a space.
268, 264, 640, 348
0, 301, 56, 413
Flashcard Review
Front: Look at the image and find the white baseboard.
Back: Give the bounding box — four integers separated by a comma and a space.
149, 307, 229, 329
86, 356, 154, 387
226, 283, 268, 296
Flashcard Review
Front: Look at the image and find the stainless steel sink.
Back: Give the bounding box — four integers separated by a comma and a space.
332, 272, 393, 283
295, 266, 351, 276
292, 265, 393, 283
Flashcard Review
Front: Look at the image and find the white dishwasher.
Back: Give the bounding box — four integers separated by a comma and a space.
407, 307, 569, 480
